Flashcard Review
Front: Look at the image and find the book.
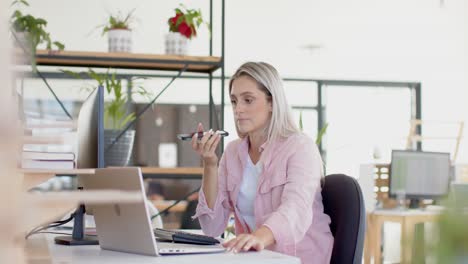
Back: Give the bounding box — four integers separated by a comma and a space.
21, 159, 75, 170
22, 151, 75, 161
21, 119, 78, 170
23, 144, 75, 153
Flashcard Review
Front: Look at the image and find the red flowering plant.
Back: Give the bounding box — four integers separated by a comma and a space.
168, 5, 208, 39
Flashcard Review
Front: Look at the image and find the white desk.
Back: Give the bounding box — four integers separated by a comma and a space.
30, 234, 300, 264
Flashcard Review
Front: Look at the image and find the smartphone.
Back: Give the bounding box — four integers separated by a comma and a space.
177, 130, 229, 141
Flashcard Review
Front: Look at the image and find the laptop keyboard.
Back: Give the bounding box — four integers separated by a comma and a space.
153, 228, 220, 245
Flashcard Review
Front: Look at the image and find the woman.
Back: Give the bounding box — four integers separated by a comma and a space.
192, 62, 333, 263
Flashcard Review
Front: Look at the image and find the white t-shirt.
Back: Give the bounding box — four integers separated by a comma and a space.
236, 155, 262, 232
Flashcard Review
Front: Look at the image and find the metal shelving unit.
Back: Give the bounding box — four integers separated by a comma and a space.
19, 1, 226, 180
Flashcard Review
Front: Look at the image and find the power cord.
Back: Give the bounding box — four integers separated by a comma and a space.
25, 212, 76, 239
34, 231, 97, 237
151, 186, 200, 221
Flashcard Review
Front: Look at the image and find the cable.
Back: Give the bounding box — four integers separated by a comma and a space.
105, 64, 189, 154
28, 216, 73, 235
26, 218, 73, 239
151, 186, 200, 220
25, 212, 75, 239
29, 231, 98, 238
30, 231, 72, 237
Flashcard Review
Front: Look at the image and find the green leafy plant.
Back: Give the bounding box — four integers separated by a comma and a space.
98, 9, 136, 36
413, 192, 468, 263
168, 4, 209, 39
10, 0, 65, 70
407, 185, 468, 263
434, 207, 468, 263
315, 123, 328, 145
298, 111, 328, 145
63, 68, 152, 130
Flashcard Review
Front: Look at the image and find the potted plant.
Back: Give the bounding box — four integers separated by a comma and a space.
10, 0, 65, 70
166, 4, 209, 55
64, 68, 151, 166
99, 9, 135, 53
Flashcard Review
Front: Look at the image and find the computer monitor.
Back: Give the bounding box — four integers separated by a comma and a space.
55, 86, 104, 246
389, 150, 451, 208
76, 86, 104, 169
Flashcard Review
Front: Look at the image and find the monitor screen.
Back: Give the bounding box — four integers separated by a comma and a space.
389, 150, 451, 199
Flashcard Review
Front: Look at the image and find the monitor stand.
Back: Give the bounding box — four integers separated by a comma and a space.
54, 204, 99, 246
408, 198, 421, 209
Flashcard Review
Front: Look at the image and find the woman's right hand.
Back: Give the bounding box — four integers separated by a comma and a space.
191, 123, 221, 167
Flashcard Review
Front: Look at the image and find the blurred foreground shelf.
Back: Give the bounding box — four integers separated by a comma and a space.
21, 167, 203, 191
24, 190, 143, 231
20, 169, 95, 191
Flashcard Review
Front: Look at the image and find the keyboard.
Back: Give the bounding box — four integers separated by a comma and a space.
153, 228, 220, 245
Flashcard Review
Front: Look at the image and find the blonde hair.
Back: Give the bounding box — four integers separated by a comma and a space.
229, 62, 300, 142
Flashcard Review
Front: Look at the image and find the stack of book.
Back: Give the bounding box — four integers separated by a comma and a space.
21, 120, 77, 170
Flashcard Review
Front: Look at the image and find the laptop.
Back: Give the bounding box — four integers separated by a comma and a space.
80, 167, 225, 256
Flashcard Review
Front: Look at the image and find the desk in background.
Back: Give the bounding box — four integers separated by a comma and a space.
27, 234, 300, 264
364, 209, 441, 264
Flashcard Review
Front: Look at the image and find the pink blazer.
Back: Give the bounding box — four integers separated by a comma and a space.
194, 133, 333, 264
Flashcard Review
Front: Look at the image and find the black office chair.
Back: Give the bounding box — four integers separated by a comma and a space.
321, 174, 366, 264
180, 199, 201, 229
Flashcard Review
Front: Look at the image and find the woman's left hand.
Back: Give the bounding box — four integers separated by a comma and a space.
222, 234, 265, 253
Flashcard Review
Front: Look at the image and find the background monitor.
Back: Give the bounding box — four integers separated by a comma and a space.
389, 150, 451, 207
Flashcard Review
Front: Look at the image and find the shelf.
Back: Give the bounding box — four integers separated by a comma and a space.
141, 167, 203, 179
28, 49, 222, 73
20, 169, 95, 175
21, 167, 202, 190
152, 200, 188, 213
27, 190, 144, 204
20, 167, 201, 190
21, 167, 201, 176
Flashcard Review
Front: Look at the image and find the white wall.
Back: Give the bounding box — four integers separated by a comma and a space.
23, 0, 468, 173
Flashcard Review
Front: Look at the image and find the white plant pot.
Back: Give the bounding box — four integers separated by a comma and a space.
165, 32, 189, 55
108, 29, 132, 53
12, 31, 33, 64
13, 31, 31, 51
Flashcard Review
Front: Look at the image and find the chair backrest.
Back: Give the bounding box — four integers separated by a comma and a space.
180, 199, 201, 229
322, 174, 366, 264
